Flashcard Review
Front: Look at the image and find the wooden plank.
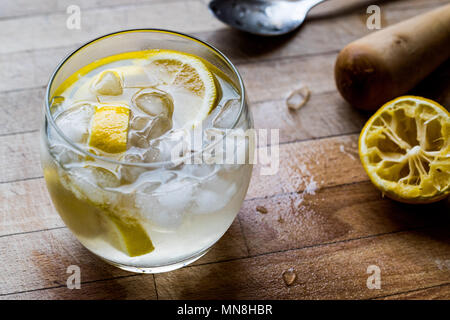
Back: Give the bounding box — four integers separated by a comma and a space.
154, 227, 450, 299
0, 0, 448, 300
0, 89, 366, 141
0, 52, 338, 138
1, 1, 448, 135
2, 57, 448, 141
248, 134, 366, 199
0, 0, 446, 93
0, 228, 129, 295
0, 0, 184, 19
0, 1, 223, 55
0, 179, 62, 236
0, 274, 156, 300
251, 92, 366, 143
376, 284, 450, 300
0, 0, 446, 55
0, 221, 246, 295
0, 48, 337, 97
0, 129, 365, 194
0, 88, 45, 136
241, 181, 450, 255
306, 0, 450, 17
200, 0, 450, 63
0, 52, 339, 139
3, 0, 446, 20
0, 133, 363, 233
2, 222, 449, 299
2, 5, 450, 136
0, 131, 41, 183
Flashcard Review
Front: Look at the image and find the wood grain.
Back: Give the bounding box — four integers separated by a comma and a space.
0, 52, 338, 134
0, 275, 156, 300
0, 219, 246, 296
241, 181, 450, 255
200, 0, 450, 63
1, 0, 449, 300
248, 134, 366, 199
0, 133, 363, 234
0, 1, 223, 55
376, 284, 450, 300
0, 0, 184, 19
0, 0, 445, 93
154, 227, 450, 299
0, 228, 129, 295
0, 131, 42, 183
0, 179, 62, 237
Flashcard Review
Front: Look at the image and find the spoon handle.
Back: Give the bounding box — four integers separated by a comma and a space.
301, 0, 328, 10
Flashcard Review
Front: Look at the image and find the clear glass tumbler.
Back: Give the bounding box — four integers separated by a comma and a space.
40, 30, 253, 273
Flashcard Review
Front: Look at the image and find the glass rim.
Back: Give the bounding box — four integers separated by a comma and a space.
45, 28, 247, 168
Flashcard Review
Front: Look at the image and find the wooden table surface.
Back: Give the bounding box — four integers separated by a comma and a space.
1, 0, 449, 300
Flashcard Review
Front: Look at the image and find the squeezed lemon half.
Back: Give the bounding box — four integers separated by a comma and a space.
359, 96, 450, 204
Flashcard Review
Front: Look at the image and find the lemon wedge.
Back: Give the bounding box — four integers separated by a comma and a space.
145, 50, 217, 127
359, 96, 450, 203
105, 214, 154, 257
56, 165, 154, 257
89, 105, 130, 153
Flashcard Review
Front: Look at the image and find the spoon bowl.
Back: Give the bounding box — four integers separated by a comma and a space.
209, 0, 326, 36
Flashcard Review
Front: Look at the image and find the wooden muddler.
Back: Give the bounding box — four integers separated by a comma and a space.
335, 4, 450, 111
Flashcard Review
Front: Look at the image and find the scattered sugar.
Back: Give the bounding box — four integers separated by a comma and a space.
339, 145, 357, 160
256, 205, 268, 214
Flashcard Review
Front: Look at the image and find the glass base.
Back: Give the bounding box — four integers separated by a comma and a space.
96, 248, 210, 273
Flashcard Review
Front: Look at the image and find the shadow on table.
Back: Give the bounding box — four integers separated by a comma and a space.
200, 0, 394, 60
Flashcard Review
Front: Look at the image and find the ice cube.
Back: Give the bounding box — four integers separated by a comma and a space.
91, 70, 123, 96
128, 115, 172, 149
118, 147, 160, 183
135, 178, 195, 230
132, 88, 173, 118
68, 165, 120, 205
148, 115, 172, 140
212, 99, 240, 128
191, 175, 237, 215
149, 128, 190, 163
49, 143, 84, 166
128, 131, 150, 149
130, 115, 153, 131
96, 88, 136, 105
180, 163, 218, 179
54, 102, 94, 144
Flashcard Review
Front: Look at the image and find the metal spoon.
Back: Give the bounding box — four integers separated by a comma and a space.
209, 0, 327, 36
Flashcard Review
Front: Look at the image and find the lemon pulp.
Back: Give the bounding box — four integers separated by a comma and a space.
359, 96, 450, 203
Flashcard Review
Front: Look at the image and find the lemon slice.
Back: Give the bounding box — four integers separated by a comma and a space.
104, 214, 154, 257
359, 96, 450, 203
89, 105, 130, 153
60, 165, 154, 257
145, 50, 217, 127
